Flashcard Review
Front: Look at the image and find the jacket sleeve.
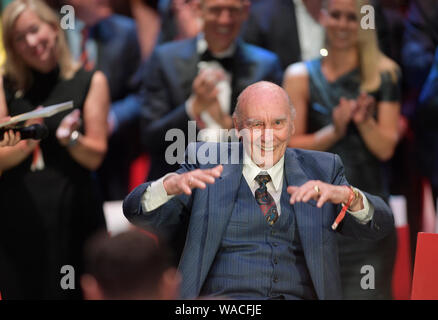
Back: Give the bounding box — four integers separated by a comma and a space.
122, 147, 199, 237
330, 154, 395, 240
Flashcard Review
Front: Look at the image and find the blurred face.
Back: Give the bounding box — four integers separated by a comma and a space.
236, 85, 294, 169
12, 9, 58, 73
199, 0, 249, 53
322, 0, 359, 50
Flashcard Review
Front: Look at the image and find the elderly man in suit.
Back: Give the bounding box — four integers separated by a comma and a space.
124, 81, 394, 300
140, 0, 283, 181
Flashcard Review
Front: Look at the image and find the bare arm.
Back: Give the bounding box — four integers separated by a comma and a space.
283, 63, 348, 150
130, 0, 161, 60
57, 71, 110, 170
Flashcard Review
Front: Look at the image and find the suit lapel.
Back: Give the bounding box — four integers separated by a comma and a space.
284, 149, 325, 299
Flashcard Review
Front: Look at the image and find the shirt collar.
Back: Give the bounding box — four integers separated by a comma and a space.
243, 152, 285, 192
196, 33, 236, 58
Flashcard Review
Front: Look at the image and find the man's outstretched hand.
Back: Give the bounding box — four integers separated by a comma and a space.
287, 180, 363, 211
163, 165, 223, 196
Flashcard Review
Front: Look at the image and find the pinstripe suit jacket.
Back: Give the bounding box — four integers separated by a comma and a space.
123, 143, 394, 299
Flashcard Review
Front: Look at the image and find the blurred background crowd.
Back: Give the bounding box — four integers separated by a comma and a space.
0, 0, 436, 300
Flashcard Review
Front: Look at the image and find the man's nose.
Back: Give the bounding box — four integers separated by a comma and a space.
217, 8, 233, 24
260, 128, 274, 142
338, 15, 349, 28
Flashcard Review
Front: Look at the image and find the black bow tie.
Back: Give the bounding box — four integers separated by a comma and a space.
200, 50, 235, 72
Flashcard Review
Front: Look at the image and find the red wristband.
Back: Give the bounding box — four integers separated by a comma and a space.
331, 186, 355, 230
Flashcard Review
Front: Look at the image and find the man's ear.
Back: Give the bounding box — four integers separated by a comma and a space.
157, 268, 182, 300
80, 274, 105, 300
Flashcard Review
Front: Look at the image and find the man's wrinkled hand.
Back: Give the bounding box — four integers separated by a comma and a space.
163, 165, 223, 196
287, 180, 352, 208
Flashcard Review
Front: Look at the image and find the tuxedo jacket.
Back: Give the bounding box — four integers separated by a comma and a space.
140, 37, 283, 180
123, 143, 395, 299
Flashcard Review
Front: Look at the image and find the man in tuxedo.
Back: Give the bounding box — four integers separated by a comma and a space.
124, 81, 394, 299
140, 0, 283, 181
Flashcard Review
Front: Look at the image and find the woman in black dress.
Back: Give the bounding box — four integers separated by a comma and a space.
0, 0, 109, 299
283, 0, 401, 299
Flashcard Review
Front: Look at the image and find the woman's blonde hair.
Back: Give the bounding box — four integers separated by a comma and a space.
1, 0, 79, 91
325, 0, 399, 92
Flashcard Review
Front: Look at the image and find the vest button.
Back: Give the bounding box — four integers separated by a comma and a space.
274, 258, 278, 265
273, 242, 278, 247
273, 277, 279, 283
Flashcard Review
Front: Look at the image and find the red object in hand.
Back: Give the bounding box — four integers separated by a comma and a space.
331, 186, 355, 230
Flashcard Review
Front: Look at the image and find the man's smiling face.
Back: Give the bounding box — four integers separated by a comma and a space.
200, 0, 249, 53
235, 82, 295, 169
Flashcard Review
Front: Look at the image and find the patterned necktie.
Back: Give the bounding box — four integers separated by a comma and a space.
254, 174, 279, 226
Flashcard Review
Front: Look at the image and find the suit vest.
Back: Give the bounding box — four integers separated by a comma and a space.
200, 175, 317, 299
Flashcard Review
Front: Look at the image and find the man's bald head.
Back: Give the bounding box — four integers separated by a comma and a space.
232, 81, 296, 168
233, 81, 296, 130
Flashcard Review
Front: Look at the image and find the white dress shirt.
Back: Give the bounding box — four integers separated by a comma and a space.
293, 0, 325, 61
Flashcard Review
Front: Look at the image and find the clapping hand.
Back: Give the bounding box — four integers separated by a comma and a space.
192, 68, 226, 114
56, 109, 81, 146
332, 97, 354, 139
352, 92, 376, 124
